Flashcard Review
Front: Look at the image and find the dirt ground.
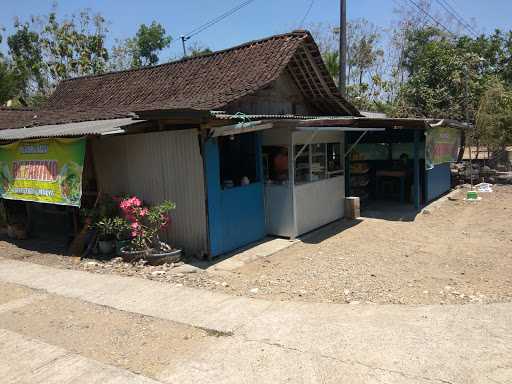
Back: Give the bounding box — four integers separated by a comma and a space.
0, 281, 212, 379
214, 185, 512, 305
1, 185, 511, 305
0, 281, 34, 305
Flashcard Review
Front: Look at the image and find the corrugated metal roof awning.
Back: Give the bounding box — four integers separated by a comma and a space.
210, 120, 275, 137
299, 117, 470, 130
296, 127, 385, 132
0, 118, 145, 140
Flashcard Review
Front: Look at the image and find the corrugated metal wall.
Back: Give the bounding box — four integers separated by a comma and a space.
92, 129, 208, 257
426, 163, 451, 202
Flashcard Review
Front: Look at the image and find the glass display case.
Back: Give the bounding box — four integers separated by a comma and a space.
294, 142, 343, 184
327, 143, 343, 177
311, 143, 326, 181
294, 144, 310, 184
262, 127, 346, 239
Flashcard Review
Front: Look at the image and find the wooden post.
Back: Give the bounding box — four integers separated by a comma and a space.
413, 129, 421, 210
345, 132, 351, 197
289, 130, 297, 239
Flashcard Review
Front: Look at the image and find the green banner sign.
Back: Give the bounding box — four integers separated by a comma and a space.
0, 138, 86, 207
425, 127, 460, 169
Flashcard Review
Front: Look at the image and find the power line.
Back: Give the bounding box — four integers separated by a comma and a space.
438, 0, 479, 36
435, 0, 478, 37
403, 0, 455, 37
299, 0, 315, 27
185, 0, 256, 39
180, 0, 257, 56
401, 0, 475, 167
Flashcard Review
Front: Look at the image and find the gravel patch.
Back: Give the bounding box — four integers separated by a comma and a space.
1, 185, 512, 305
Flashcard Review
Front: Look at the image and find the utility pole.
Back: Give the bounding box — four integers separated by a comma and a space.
181, 35, 189, 57
463, 63, 474, 190
339, 0, 347, 97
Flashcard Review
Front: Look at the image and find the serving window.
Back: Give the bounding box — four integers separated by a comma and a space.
327, 142, 343, 176
294, 144, 310, 184
219, 134, 259, 189
262, 146, 289, 184
294, 142, 343, 185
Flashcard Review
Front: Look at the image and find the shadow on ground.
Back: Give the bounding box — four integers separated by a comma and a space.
361, 200, 420, 222
0, 236, 68, 255
300, 219, 363, 244
0, 201, 418, 269
193, 218, 365, 268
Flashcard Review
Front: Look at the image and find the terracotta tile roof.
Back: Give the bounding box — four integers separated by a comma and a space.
0, 107, 133, 130
0, 107, 37, 130
1, 30, 359, 130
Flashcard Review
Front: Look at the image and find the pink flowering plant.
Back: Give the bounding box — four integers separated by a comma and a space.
119, 196, 176, 252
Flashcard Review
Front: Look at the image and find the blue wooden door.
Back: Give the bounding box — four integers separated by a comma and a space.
204, 133, 265, 257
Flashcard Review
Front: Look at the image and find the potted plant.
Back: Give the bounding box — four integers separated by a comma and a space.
112, 216, 131, 256
94, 217, 117, 255
118, 196, 180, 264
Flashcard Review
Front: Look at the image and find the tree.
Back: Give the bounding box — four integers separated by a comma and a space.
6, 8, 109, 102
475, 78, 512, 160
323, 50, 339, 85
131, 21, 171, 67
0, 59, 21, 105
109, 38, 138, 71
392, 27, 489, 120
40, 10, 109, 81
346, 19, 383, 86
7, 19, 46, 98
457, 30, 512, 86
309, 20, 389, 111
308, 22, 339, 84
188, 41, 212, 58
0, 37, 19, 105
345, 19, 387, 111
387, 0, 459, 104
109, 21, 172, 70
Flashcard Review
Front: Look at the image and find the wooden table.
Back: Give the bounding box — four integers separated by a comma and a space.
375, 170, 407, 203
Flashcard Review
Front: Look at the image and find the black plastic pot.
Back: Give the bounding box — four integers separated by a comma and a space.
119, 247, 146, 262
120, 247, 182, 265
144, 249, 182, 265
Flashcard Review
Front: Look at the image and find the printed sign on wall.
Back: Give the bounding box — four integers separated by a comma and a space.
425, 127, 461, 169
0, 138, 86, 206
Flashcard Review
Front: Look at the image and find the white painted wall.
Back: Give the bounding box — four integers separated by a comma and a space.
264, 184, 295, 237
293, 130, 345, 236
262, 127, 346, 238
295, 176, 345, 235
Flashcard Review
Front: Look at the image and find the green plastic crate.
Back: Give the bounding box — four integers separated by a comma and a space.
466, 191, 479, 200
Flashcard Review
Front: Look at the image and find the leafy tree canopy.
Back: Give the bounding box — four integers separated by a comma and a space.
131, 21, 172, 68
475, 77, 512, 151
5, 8, 109, 104
1, 8, 173, 105
109, 21, 172, 71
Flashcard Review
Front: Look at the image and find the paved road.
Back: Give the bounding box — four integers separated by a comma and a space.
0, 258, 511, 383
0, 328, 161, 384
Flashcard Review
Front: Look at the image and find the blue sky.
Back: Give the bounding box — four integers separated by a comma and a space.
1, 1, 511, 60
